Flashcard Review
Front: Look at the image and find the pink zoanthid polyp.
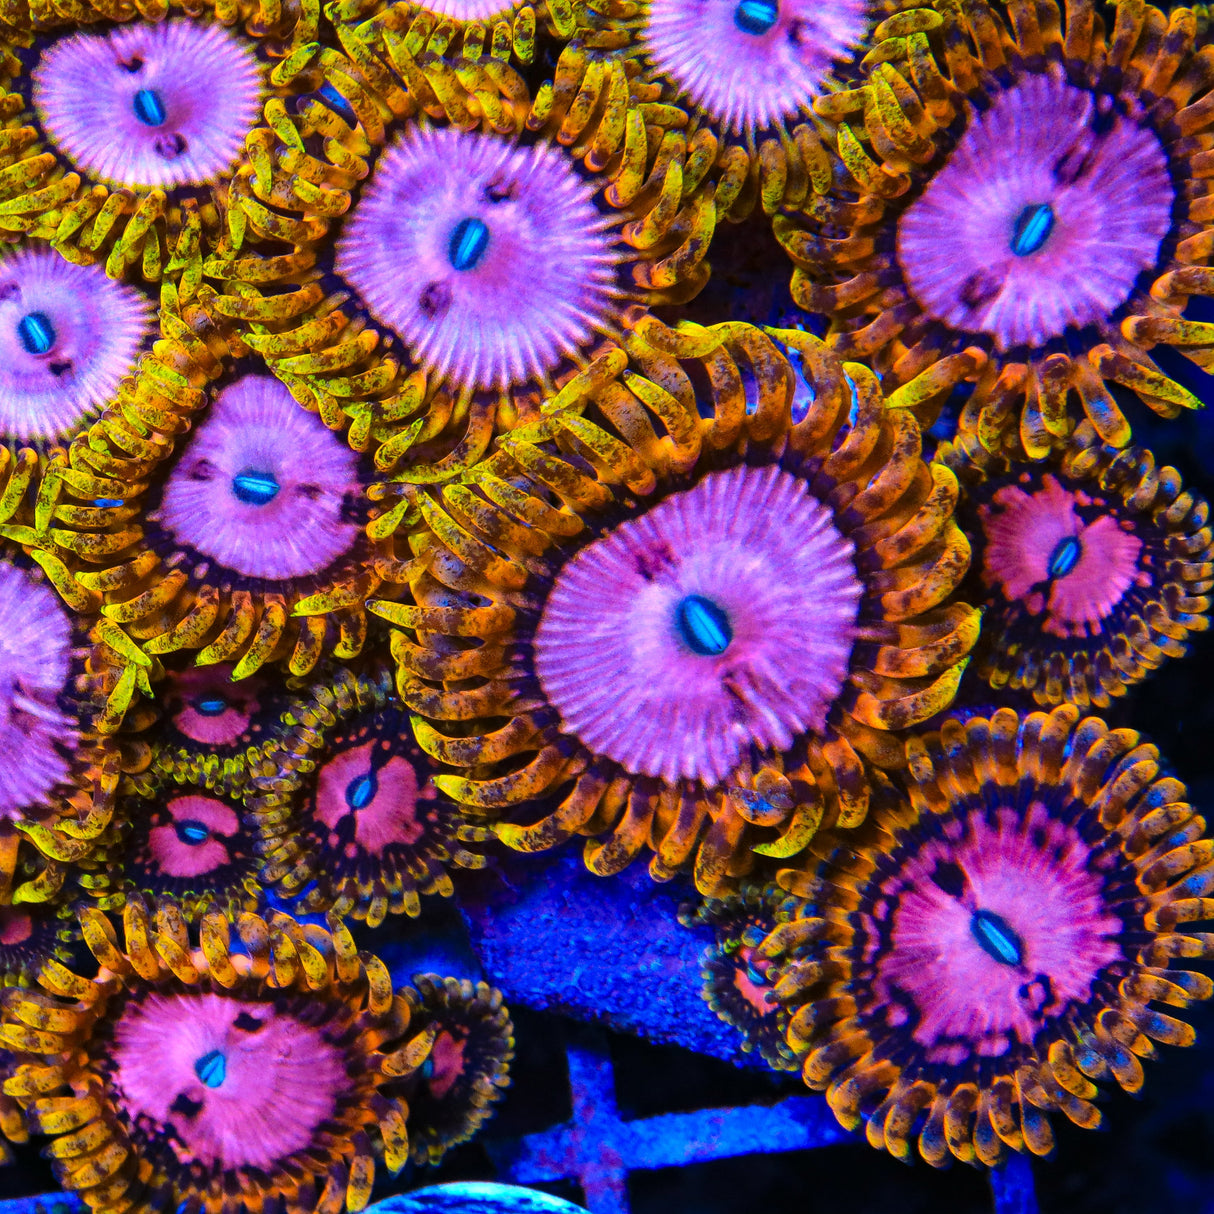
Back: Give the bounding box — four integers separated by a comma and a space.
980, 473, 1146, 641
153, 375, 363, 583
0, 247, 151, 445
110, 991, 352, 1172
760, 707, 1214, 1166
641, 0, 871, 135
335, 125, 621, 394
897, 69, 1173, 352
0, 562, 77, 820
533, 463, 862, 785
34, 19, 262, 191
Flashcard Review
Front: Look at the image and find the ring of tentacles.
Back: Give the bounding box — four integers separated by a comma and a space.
200, 24, 716, 472
68, 373, 390, 679
373, 320, 979, 895
593, 0, 921, 219
0, 900, 437, 1214
146, 660, 299, 791
681, 881, 797, 1070
756, 705, 1214, 1166
777, 0, 1214, 455
0, 4, 301, 280
331, 0, 546, 74
387, 973, 514, 1166
102, 776, 264, 920
245, 665, 489, 926
939, 420, 1214, 708
0, 894, 77, 989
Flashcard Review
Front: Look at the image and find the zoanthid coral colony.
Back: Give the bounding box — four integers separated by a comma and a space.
0, 0, 1210, 1202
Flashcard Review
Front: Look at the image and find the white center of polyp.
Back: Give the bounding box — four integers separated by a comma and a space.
640, 0, 871, 133
0, 247, 152, 446
0, 563, 75, 818
896, 70, 1173, 351
533, 464, 862, 786
110, 992, 350, 1172
33, 19, 263, 190
334, 125, 619, 394
154, 375, 361, 583
416, 0, 511, 15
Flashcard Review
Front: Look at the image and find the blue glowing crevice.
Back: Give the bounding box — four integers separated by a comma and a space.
990, 1154, 1039, 1214
489, 1030, 852, 1214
